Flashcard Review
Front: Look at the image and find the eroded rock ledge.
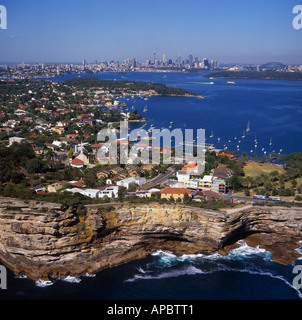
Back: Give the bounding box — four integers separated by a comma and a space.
0, 197, 301, 281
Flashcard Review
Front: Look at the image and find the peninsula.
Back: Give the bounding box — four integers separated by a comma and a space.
63, 77, 202, 98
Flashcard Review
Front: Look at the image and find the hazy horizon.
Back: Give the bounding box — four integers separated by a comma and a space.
0, 0, 301, 65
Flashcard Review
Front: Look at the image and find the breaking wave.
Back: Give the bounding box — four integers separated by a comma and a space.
125, 241, 302, 299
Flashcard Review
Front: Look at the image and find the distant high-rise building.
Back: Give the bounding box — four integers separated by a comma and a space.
163, 53, 167, 66
211, 60, 219, 69
153, 51, 156, 65
188, 54, 193, 66
202, 58, 209, 68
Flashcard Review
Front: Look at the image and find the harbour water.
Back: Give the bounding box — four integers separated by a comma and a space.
38, 71, 302, 157
1, 71, 302, 300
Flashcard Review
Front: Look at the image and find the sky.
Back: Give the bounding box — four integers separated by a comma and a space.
0, 0, 301, 64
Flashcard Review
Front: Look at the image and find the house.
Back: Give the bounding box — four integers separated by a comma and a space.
64, 187, 84, 194
211, 178, 227, 193
80, 189, 100, 198
135, 188, 161, 198
56, 120, 68, 127
160, 188, 192, 201
191, 190, 205, 201
116, 177, 146, 189
47, 181, 67, 193
213, 167, 232, 180
51, 126, 66, 135
9, 137, 26, 146
176, 170, 191, 182
198, 175, 213, 189
202, 190, 222, 201
98, 185, 119, 199
71, 158, 85, 168
5, 120, 20, 128
73, 145, 90, 165
184, 179, 199, 190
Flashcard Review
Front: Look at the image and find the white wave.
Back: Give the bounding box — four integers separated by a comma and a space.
61, 275, 81, 283
125, 265, 204, 283
226, 240, 271, 260
35, 279, 53, 287
15, 274, 27, 279
84, 273, 96, 278
137, 267, 147, 274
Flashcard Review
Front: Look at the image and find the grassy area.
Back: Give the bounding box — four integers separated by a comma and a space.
244, 161, 284, 178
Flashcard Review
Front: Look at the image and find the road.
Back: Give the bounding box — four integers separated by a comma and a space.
141, 165, 176, 190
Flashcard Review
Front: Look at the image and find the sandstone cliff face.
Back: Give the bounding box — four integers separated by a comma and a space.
0, 197, 301, 281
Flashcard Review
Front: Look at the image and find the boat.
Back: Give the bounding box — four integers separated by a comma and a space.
269, 138, 272, 146
246, 121, 250, 132
209, 82, 214, 85
242, 131, 245, 139
210, 130, 214, 138
143, 106, 148, 112
227, 81, 235, 84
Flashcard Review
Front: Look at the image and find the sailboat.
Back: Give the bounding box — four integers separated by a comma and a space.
242, 131, 245, 139
246, 121, 250, 133
210, 130, 214, 138
269, 138, 272, 146
143, 105, 148, 112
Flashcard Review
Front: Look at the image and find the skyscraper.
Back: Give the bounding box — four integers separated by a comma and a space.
188, 54, 193, 66
163, 53, 167, 66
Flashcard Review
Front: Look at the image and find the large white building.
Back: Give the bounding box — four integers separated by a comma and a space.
116, 177, 146, 189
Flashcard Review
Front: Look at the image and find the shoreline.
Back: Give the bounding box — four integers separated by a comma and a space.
0, 198, 301, 281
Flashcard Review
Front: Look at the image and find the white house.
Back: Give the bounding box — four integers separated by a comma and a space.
98, 185, 119, 199
176, 170, 191, 183
80, 189, 100, 198
116, 177, 146, 189
184, 179, 199, 190
9, 137, 26, 146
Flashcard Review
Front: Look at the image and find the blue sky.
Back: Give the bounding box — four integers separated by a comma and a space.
0, 0, 301, 64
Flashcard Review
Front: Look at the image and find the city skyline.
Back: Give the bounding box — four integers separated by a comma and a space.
0, 0, 301, 64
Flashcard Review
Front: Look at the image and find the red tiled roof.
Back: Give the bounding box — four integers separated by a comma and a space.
161, 188, 191, 194
71, 158, 84, 165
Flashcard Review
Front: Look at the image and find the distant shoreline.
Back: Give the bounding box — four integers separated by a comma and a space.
204, 71, 302, 81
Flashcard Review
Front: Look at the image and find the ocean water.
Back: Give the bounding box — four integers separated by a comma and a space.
1, 241, 302, 300
1, 72, 300, 300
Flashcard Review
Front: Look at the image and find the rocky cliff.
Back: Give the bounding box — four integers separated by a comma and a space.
0, 197, 301, 281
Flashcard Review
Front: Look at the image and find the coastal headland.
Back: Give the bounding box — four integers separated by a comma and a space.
0, 197, 301, 281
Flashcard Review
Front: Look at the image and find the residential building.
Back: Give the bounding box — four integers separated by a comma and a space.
116, 177, 146, 189
198, 175, 213, 189
9, 137, 26, 146
160, 187, 192, 201
80, 189, 100, 198
176, 170, 191, 182
213, 167, 233, 180
51, 126, 66, 135
98, 185, 119, 199
71, 158, 85, 168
